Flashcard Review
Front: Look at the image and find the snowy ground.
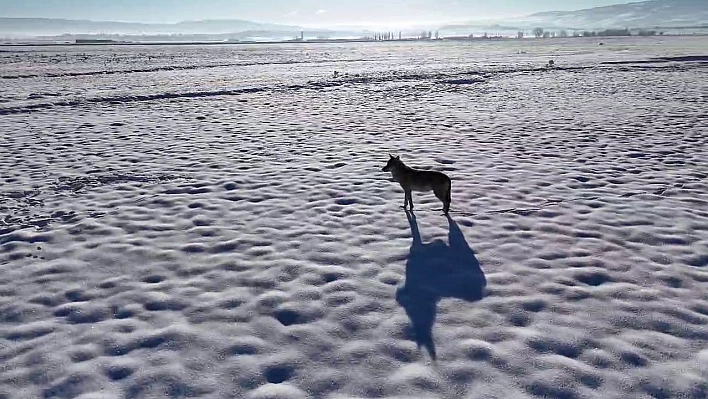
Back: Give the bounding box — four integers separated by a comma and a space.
1, 36, 707, 399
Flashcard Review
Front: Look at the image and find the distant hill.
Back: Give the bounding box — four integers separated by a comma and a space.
0, 18, 303, 37
442, 0, 708, 32
516, 0, 707, 29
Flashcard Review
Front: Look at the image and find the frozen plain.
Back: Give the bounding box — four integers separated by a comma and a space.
1, 36, 707, 398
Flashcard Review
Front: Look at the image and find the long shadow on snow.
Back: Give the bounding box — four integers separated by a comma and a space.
396, 210, 486, 360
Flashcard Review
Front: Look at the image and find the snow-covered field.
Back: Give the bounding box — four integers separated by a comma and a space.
1, 36, 707, 399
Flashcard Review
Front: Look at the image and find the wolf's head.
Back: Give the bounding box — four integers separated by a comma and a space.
382, 154, 402, 172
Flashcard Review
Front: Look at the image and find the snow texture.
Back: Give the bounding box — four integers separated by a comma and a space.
1, 36, 707, 399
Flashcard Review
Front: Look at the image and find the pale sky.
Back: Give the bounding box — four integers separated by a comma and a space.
0, 0, 629, 26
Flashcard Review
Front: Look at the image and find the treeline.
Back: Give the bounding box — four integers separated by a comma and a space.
529, 27, 663, 38
364, 31, 440, 41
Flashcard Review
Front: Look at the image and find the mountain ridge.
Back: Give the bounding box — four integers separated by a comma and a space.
0, 17, 303, 37
1, 0, 706, 38
506, 0, 707, 29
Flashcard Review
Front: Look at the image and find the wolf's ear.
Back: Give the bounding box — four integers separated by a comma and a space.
389, 153, 395, 159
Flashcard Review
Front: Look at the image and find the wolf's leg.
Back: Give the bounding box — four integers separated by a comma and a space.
406, 191, 414, 210
434, 189, 445, 208
443, 186, 451, 214
434, 188, 449, 214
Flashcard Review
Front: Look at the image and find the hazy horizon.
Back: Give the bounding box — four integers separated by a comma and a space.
0, 0, 629, 27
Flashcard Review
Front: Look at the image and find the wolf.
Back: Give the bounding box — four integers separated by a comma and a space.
382, 154, 451, 214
